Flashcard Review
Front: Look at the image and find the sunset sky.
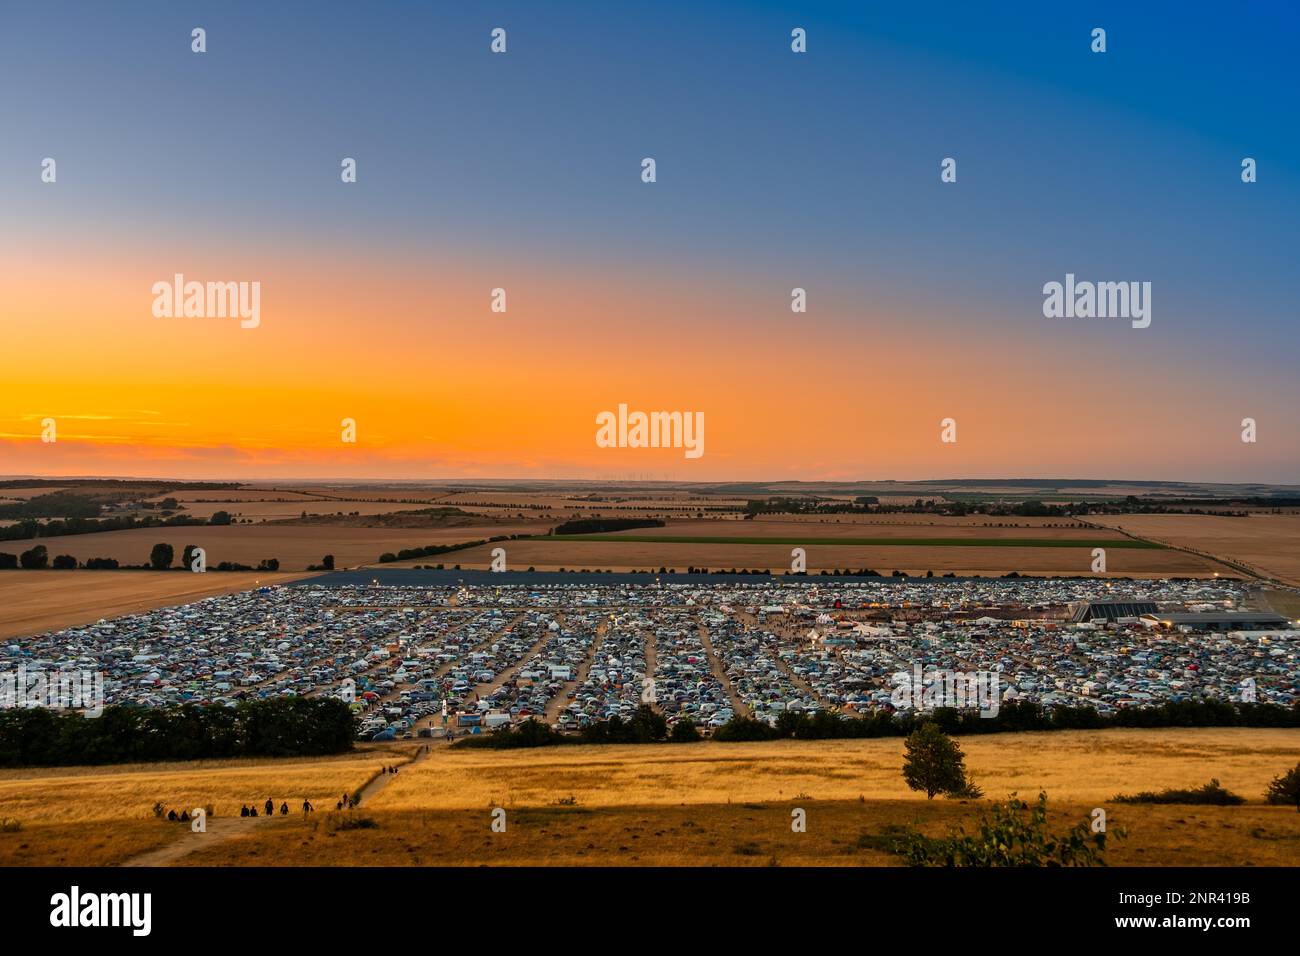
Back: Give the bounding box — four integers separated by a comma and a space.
2, 1, 1297, 482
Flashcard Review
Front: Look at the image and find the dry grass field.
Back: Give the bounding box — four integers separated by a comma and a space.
1089, 514, 1300, 585
1, 729, 1296, 866
0, 748, 402, 824
0, 748, 406, 867
0, 570, 313, 639
173, 800, 1300, 867
370, 729, 1300, 810
0, 820, 185, 867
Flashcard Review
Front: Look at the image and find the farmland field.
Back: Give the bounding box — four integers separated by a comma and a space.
0, 570, 313, 640
377, 516, 1227, 576
1087, 514, 1300, 586
0, 522, 537, 573
1, 729, 1296, 867
412, 539, 1223, 577
535, 534, 1159, 548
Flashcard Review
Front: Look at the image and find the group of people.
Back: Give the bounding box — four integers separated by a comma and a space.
238, 798, 315, 818
379, 764, 400, 775
161, 791, 371, 822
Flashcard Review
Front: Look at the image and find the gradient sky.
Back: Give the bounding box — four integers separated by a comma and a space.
2, 1, 1297, 482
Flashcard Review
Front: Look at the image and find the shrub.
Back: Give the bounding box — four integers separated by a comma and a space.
669, 720, 702, 743
898, 792, 1122, 867
1265, 763, 1300, 810
1112, 778, 1245, 806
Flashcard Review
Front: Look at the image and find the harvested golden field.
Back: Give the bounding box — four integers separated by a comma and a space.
0, 749, 401, 824
172, 799, 1300, 867
424, 539, 1222, 577
0, 487, 74, 501
0, 522, 531, 573
370, 729, 1300, 811
1257, 588, 1300, 619
1088, 514, 1300, 585
1, 730, 1296, 866
0, 570, 313, 639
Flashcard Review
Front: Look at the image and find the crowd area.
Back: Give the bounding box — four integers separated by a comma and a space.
5, 578, 1296, 738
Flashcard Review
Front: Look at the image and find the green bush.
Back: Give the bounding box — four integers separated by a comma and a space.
669, 720, 702, 743
1266, 763, 1300, 811
898, 792, 1122, 867
1113, 778, 1245, 806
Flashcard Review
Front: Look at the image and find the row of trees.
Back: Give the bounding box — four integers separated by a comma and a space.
0, 698, 356, 767
551, 518, 666, 534
0, 543, 279, 571
378, 534, 520, 564
711, 699, 1300, 742
456, 700, 1300, 752
454, 705, 701, 749
0, 510, 232, 543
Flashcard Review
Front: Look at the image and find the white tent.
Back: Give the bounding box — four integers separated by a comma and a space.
852, 623, 893, 639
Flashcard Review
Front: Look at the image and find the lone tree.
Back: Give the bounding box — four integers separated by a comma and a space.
902, 722, 973, 799
1266, 762, 1300, 811
149, 542, 175, 570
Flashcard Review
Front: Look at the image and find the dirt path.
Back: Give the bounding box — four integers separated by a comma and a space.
121, 814, 278, 867
697, 624, 749, 718
545, 619, 607, 723
120, 748, 430, 867
356, 747, 433, 805
641, 626, 660, 713
408, 611, 524, 732
734, 610, 841, 712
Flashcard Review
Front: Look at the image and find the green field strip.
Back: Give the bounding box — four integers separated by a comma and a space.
525, 535, 1164, 549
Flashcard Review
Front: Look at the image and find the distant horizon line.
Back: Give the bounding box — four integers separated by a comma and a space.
2, 473, 1298, 491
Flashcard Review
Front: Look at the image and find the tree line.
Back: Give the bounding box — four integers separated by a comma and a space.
0, 541, 278, 571
451, 699, 1300, 750
0, 510, 234, 544
0, 698, 356, 767
551, 517, 666, 534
